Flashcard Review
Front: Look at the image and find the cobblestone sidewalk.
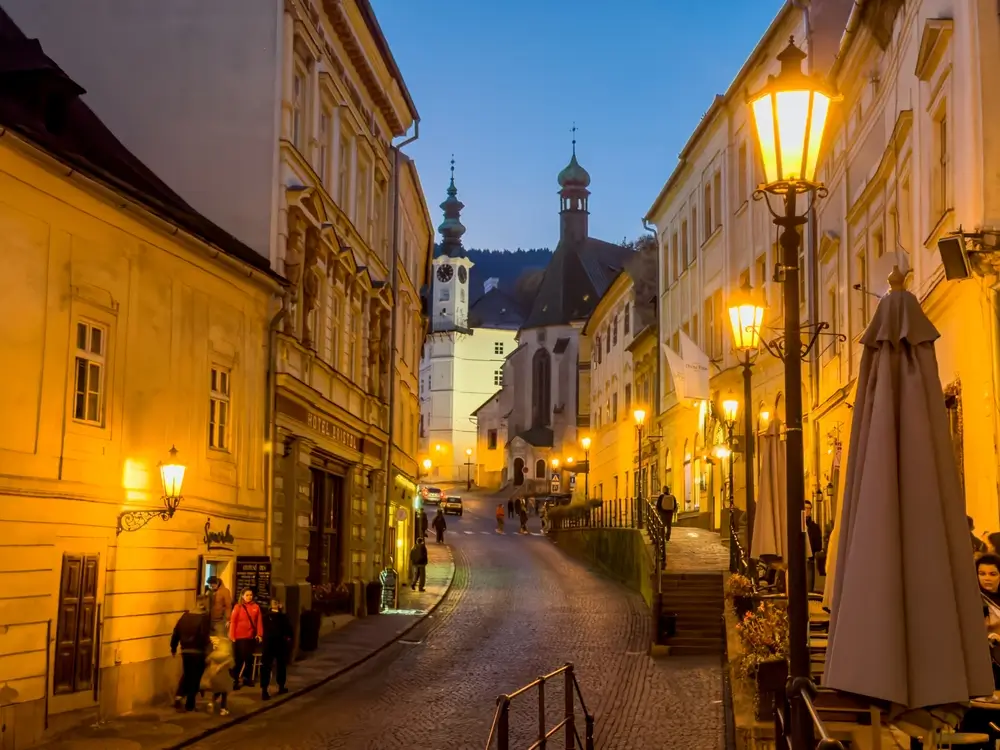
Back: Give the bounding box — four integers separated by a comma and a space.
31, 544, 455, 750
665, 527, 730, 572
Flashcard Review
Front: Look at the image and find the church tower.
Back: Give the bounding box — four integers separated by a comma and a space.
557, 129, 591, 245
432, 158, 474, 331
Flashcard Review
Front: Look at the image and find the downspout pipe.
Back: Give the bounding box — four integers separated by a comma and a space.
382, 119, 420, 571
642, 218, 661, 426
264, 297, 288, 559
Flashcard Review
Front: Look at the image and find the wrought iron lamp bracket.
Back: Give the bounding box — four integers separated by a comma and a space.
761, 322, 845, 363
116, 496, 182, 536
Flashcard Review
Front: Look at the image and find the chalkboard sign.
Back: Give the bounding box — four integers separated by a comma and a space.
234, 556, 272, 611
379, 567, 398, 611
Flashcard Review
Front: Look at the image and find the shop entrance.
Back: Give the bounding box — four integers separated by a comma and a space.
308, 468, 345, 585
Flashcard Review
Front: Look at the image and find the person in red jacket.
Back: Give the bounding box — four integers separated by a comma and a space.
229, 588, 263, 690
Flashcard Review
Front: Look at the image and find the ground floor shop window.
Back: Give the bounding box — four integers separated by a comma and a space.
54, 553, 99, 695
308, 468, 344, 585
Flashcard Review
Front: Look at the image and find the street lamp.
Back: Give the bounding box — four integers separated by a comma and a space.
422, 458, 432, 473
464, 448, 473, 491
633, 409, 647, 526
117, 446, 186, 535
721, 395, 740, 573
749, 36, 834, 749
728, 278, 765, 563
581, 436, 592, 501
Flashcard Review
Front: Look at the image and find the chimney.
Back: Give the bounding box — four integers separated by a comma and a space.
484, 277, 499, 294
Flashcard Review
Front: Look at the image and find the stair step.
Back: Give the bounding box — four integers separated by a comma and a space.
667, 645, 725, 656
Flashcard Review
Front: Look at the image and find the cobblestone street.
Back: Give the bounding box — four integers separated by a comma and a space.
189, 492, 724, 750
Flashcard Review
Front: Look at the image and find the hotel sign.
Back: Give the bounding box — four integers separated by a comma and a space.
277, 395, 360, 451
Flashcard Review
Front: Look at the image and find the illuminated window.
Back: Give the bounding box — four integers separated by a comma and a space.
73, 321, 106, 424
209, 366, 231, 451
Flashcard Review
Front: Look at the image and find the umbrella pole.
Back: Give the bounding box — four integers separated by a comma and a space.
776, 186, 812, 749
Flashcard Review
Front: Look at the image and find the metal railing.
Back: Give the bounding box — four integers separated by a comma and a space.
772, 677, 845, 750
551, 497, 667, 570
485, 663, 595, 750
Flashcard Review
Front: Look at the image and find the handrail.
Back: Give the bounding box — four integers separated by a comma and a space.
772, 677, 845, 750
484, 663, 595, 750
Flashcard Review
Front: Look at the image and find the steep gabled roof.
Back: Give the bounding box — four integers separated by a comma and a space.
0, 8, 273, 275
520, 237, 634, 330
468, 286, 525, 330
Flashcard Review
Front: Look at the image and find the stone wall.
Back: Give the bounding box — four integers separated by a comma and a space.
549, 528, 655, 609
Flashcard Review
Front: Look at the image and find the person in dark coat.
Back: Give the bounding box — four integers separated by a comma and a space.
260, 597, 293, 700
432, 508, 447, 544
507, 498, 515, 518
518, 505, 529, 534
804, 500, 824, 592
417, 507, 429, 538
171, 597, 211, 711
657, 488, 677, 541
410, 537, 428, 591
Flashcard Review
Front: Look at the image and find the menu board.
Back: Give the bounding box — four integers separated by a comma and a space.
234, 556, 272, 611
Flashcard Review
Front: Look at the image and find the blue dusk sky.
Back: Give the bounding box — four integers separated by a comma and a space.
370, 0, 786, 251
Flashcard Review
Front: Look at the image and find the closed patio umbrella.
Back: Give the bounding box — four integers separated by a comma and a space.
751, 419, 786, 562
824, 268, 993, 709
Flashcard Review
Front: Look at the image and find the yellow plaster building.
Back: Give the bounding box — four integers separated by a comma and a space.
0, 19, 280, 746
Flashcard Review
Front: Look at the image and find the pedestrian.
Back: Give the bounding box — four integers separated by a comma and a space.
203, 632, 235, 716
518, 505, 529, 535
229, 588, 263, 690
170, 596, 210, 711
409, 537, 428, 591
971, 515, 988, 555
804, 500, 824, 593
656, 487, 677, 541
207, 575, 233, 631
507, 497, 514, 518
432, 508, 447, 544
496, 503, 505, 534
261, 597, 293, 700
540, 503, 549, 533
417, 507, 429, 538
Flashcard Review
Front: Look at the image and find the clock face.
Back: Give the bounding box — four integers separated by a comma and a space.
457, 266, 467, 284
436, 264, 454, 283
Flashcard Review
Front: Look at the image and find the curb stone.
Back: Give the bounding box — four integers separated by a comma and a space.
167, 547, 457, 749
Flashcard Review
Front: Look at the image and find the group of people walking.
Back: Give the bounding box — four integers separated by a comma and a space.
171, 577, 293, 715
497, 498, 532, 534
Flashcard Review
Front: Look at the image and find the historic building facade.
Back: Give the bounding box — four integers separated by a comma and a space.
644, 0, 853, 533
0, 11, 279, 743
496, 145, 634, 491
419, 166, 522, 482
5, 0, 431, 663
813, 0, 1000, 535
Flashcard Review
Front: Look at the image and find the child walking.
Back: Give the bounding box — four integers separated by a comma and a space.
203, 628, 235, 716
495, 503, 505, 534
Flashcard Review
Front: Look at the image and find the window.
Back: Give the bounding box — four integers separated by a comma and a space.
53, 554, 99, 694
737, 142, 748, 205
827, 287, 840, 359
605, 330, 610, 354
624, 383, 632, 411
536, 459, 546, 479
680, 222, 688, 272
933, 111, 950, 218
671, 232, 679, 282
612, 391, 619, 422
595, 336, 602, 364
712, 290, 723, 356
690, 207, 698, 257
623, 303, 630, 334
73, 321, 106, 424
531, 348, 551, 427
704, 297, 715, 358
348, 307, 360, 380
318, 107, 332, 183
330, 293, 343, 370
713, 171, 722, 228
338, 131, 352, 208
612, 315, 619, 346
487, 429, 498, 450
357, 153, 371, 241
494, 341, 504, 355
494, 370, 503, 387
873, 225, 885, 258
756, 253, 767, 289
856, 250, 869, 331
373, 174, 387, 259
291, 65, 306, 150
704, 183, 713, 238
209, 366, 231, 451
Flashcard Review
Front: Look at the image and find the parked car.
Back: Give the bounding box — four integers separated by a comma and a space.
420, 486, 443, 504
441, 496, 463, 516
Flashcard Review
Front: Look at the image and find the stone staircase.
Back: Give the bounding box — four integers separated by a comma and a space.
659, 572, 725, 656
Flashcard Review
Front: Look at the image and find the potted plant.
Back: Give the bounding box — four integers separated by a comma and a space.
734, 600, 790, 721
725, 573, 755, 619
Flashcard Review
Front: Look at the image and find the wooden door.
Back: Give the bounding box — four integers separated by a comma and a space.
53, 554, 99, 695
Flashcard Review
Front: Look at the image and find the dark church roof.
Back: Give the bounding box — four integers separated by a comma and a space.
0, 8, 273, 275
520, 237, 634, 330
511, 426, 554, 449
467, 286, 525, 330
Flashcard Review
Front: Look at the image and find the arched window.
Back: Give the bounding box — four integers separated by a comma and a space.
532, 347, 552, 427
535, 459, 546, 478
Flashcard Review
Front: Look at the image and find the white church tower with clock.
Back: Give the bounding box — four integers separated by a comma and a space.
419, 161, 521, 484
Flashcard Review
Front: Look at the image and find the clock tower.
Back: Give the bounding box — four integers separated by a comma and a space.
431, 159, 473, 331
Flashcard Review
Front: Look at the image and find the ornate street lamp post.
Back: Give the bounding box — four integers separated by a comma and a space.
721, 396, 739, 573
728, 280, 766, 562
748, 37, 835, 749
117, 446, 186, 535
633, 409, 646, 526
580, 437, 592, 501
464, 448, 473, 491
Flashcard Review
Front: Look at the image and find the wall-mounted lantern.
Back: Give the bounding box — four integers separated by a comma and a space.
117, 446, 186, 535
